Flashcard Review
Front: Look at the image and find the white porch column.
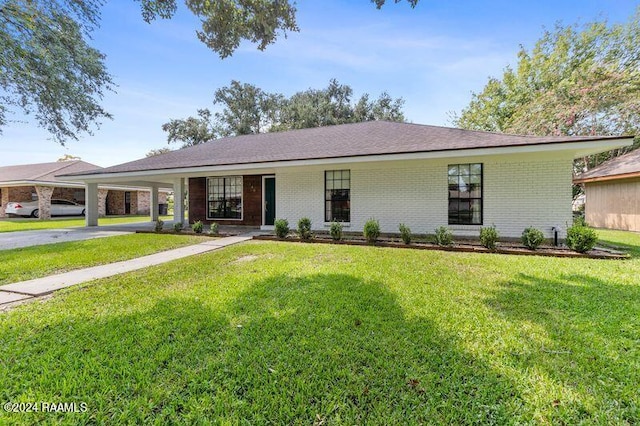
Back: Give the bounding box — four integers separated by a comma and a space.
35, 185, 54, 220
173, 178, 185, 225
86, 183, 99, 226
150, 186, 159, 222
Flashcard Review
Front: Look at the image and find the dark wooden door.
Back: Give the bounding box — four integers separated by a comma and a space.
124, 191, 131, 215
264, 177, 275, 226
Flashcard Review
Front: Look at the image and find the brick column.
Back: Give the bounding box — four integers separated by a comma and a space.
35, 186, 55, 220
98, 189, 109, 218
0, 187, 8, 218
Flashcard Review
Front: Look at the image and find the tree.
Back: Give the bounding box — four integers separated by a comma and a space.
1, 0, 418, 144
162, 79, 406, 146
452, 9, 640, 173
161, 109, 218, 148
57, 154, 82, 162
0, 0, 114, 145
146, 147, 173, 157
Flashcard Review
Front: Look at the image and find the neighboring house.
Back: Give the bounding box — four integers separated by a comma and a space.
574, 148, 640, 232
60, 121, 633, 238
0, 160, 168, 220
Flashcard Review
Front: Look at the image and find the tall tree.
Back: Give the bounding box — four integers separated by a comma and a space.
162, 79, 406, 147
452, 9, 640, 172
1, 0, 418, 144
0, 0, 113, 145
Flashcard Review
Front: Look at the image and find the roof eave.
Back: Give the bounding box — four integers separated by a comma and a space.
574, 171, 640, 184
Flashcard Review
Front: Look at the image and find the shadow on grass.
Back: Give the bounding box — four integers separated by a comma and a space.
485, 273, 639, 423
1, 273, 518, 424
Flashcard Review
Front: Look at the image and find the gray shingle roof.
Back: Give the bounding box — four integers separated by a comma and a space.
0, 160, 101, 183
574, 148, 640, 182
63, 121, 629, 176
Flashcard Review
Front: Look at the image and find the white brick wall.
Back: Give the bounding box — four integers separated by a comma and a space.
275, 153, 574, 238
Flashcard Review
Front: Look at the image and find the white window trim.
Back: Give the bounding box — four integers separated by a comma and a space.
206, 176, 244, 221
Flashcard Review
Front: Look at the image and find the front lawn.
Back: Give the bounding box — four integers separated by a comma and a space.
0, 237, 638, 423
0, 234, 204, 285
0, 215, 172, 233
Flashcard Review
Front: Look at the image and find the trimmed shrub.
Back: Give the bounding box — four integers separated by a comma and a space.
480, 225, 499, 250
154, 219, 164, 233
521, 227, 545, 250
209, 222, 219, 235
329, 222, 343, 241
363, 218, 380, 244
399, 223, 412, 244
173, 221, 183, 233
192, 220, 204, 234
274, 219, 289, 239
297, 217, 313, 240
434, 226, 453, 246
566, 223, 597, 253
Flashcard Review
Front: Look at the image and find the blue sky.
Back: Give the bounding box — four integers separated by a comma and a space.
2, 0, 637, 167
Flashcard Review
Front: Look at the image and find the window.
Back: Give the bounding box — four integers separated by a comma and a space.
448, 163, 482, 225
325, 170, 350, 222
208, 176, 242, 219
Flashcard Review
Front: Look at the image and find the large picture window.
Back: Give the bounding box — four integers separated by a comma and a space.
208, 176, 242, 219
325, 170, 350, 222
448, 163, 482, 225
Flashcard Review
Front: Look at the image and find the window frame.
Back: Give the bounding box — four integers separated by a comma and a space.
447, 163, 483, 226
324, 170, 350, 223
206, 176, 243, 221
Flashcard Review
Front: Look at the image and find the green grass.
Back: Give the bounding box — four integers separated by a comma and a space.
0, 234, 205, 284
597, 228, 640, 258
0, 234, 638, 424
0, 215, 172, 233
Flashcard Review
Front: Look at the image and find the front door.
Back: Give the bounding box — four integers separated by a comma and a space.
264, 177, 276, 226
124, 192, 131, 215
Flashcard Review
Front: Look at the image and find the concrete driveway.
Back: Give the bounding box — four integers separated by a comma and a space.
0, 227, 133, 250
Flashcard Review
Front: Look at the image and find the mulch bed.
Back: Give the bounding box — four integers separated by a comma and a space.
253, 235, 629, 259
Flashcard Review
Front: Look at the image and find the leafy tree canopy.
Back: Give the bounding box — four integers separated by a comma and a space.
452, 8, 640, 172
162, 79, 406, 148
145, 147, 173, 157
0, 0, 113, 145
1, 0, 418, 145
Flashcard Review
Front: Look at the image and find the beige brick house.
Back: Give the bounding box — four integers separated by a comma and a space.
0, 160, 168, 220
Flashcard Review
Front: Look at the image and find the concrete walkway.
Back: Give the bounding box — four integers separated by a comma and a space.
0, 235, 252, 306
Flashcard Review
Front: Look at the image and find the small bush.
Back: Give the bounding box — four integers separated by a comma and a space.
573, 215, 588, 227
208, 222, 219, 235
173, 221, 183, 233
480, 225, 499, 250
154, 219, 164, 233
192, 220, 204, 234
566, 223, 597, 253
399, 223, 412, 244
434, 226, 453, 246
274, 219, 289, 239
521, 227, 545, 250
297, 217, 313, 240
363, 218, 380, 244
329, 222, 343, 241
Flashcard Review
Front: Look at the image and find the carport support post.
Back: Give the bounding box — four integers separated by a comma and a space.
85, 183, 99, 226
173, 178, 185, 225
150, 186, 159, 222
34, 185, 54, 220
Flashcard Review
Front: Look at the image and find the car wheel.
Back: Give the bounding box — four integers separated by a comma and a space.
31, 209, 39, 218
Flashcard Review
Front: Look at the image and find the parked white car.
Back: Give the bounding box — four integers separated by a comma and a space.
5, 199, 85, 218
